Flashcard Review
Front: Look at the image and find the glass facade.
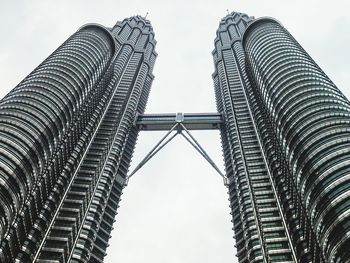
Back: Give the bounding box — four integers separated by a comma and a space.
213, 13, 296, 263
0, 10, 349, 263
214, 12, 350, 263
0, 16, 157, 263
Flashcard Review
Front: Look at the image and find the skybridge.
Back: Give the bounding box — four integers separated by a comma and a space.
128, 112, 226, 184
135, 112, 223, 131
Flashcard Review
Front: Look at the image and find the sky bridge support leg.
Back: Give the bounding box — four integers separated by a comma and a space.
126, 121, 227, 185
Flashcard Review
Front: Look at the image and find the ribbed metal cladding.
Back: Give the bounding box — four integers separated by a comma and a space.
243, 18, 350, 262
0, 16, 156, 263
213, 12, 296, 263
0, 25, 115, 262
70, 17, 157, 263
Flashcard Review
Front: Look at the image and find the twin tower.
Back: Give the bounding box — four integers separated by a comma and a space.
0, 12, 349, 263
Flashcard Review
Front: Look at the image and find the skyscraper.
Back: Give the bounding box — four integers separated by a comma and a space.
0, 16, 157, 262
0, 10, 349, 263
213, 12, 350, 262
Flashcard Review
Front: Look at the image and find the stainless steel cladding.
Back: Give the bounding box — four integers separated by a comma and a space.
213, 13, 297, 263
0, 16, 157, 263
214, 12, 350, 263
243, 18, 350, 261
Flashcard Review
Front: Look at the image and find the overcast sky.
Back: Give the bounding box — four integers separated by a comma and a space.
0, 1, 349, 262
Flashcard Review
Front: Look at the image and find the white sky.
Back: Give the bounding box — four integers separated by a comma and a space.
0, 1, 349, 262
